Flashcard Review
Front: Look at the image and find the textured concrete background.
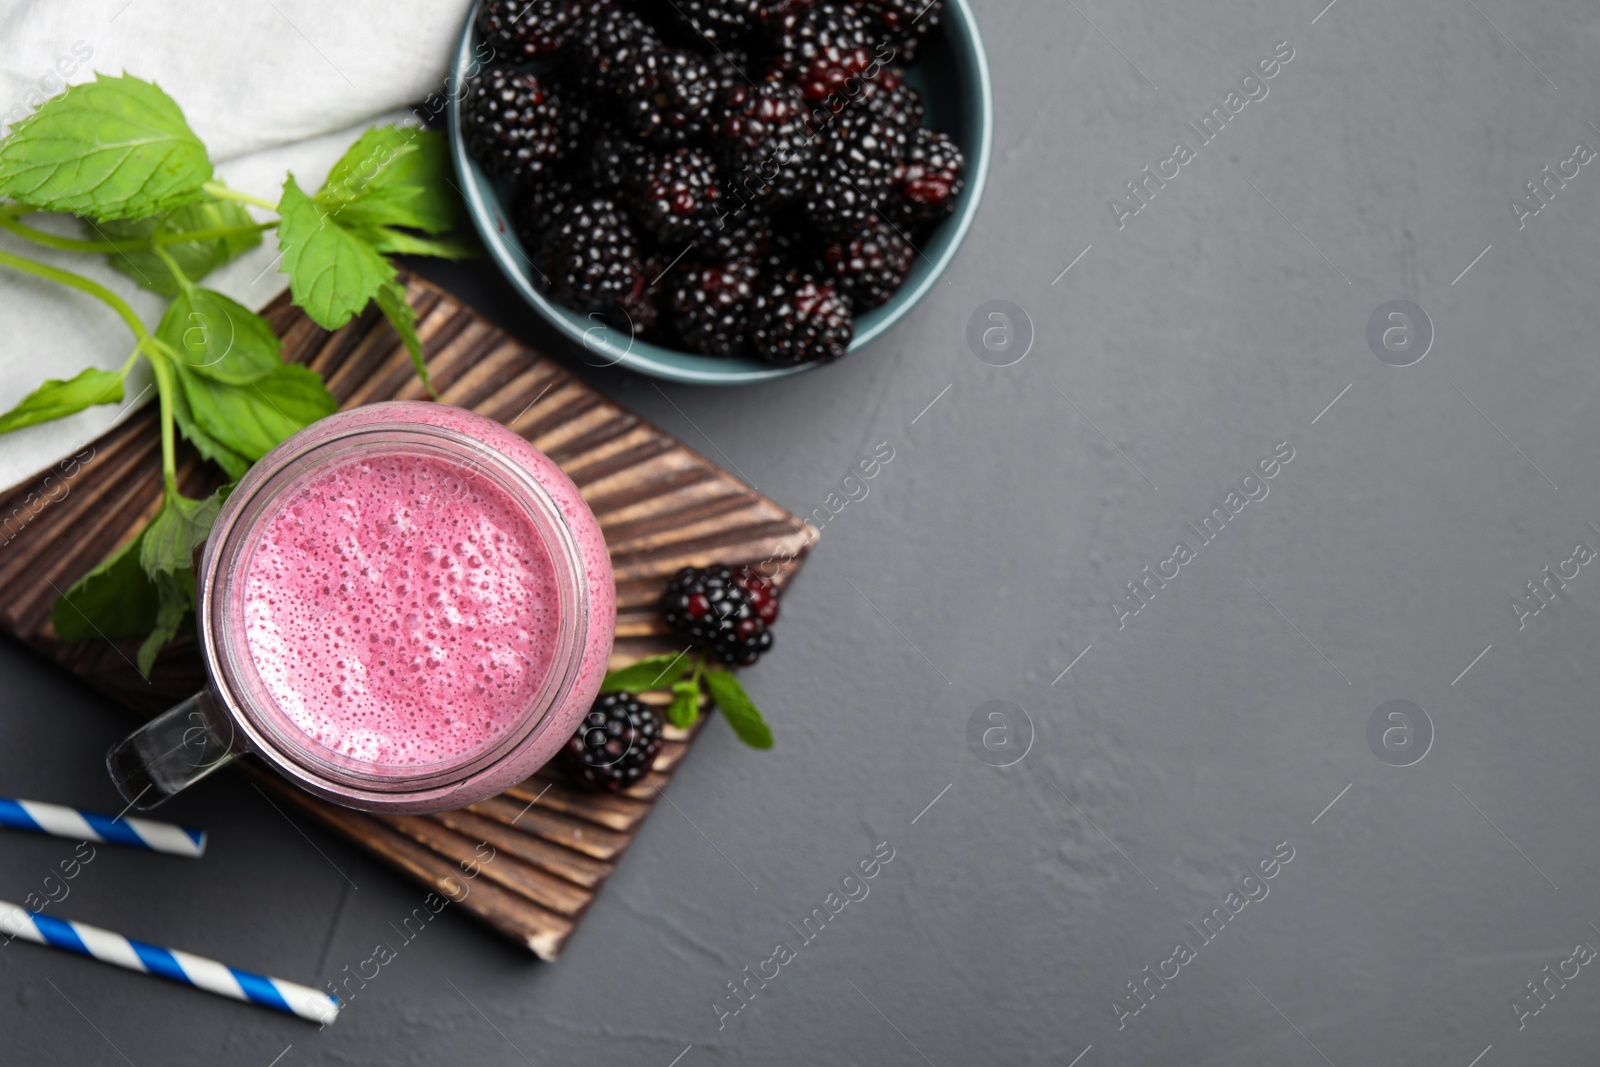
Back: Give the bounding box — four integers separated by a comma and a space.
6, 0, 1600, 1063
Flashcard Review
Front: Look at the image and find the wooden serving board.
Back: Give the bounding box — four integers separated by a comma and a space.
0, 272, 815, 959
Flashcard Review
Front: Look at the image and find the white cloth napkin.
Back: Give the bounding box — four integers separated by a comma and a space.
0, 0, 475, 493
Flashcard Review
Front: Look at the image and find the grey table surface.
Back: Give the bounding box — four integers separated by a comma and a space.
6, 0, 1600, 1063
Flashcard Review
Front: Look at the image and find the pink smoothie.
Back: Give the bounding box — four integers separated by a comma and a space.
205, 403, 614, 812
242, 451, 561, 770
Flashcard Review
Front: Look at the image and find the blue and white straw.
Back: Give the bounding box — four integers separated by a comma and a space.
0, 900, 339, 1024
0, 798, 205, 857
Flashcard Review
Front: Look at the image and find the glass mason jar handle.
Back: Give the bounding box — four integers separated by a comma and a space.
105, 690, 244, 809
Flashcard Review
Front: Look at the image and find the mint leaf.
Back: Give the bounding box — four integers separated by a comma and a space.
319, 127, 463, 235
139, 490, 224, 578
137, 569, 195, 676
0, 74, 211, 221
52, 530, 158, 642
667, 679, 701, 730
375, 279, 433, 396
600, 652, 695, 693
102, 201, 261, 295
157, 287, 281, 384
0, 367, 123, 434
169, 369, 250, 479
704, 669, 773, 749
277, 174, 395, 330
177, 361, 336, 461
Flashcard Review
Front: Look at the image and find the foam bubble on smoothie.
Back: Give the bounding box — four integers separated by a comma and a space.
241, 452, 559, 770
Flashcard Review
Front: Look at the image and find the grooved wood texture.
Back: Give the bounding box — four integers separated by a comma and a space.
0, 272, 815, 958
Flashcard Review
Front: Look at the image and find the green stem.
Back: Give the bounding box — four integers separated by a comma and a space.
0, 247, 176, 492
0, 213, 273, 254
145, 344, 181, 496
0, 247, 148, 341
0, 213, 121, 253
119, 343, 146, 377
152, 245, 193, 294
201, 181, 278, 212
153, 220, 274, 245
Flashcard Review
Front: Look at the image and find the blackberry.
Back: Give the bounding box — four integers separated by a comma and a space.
772, 4, 877, 94
650, 0, 756, 51
513, 176, 575, 238
703, 212, 774, 263
763, 225, 826, 277
614, 257, 668, 339
893, 126, 964, 226
670, 259, 761, 356
564, 1, 659, 94
586, 129, 647, 191
803, 108, 899, 236
750, 270, 853, 365
850, 0, 943, 63
795, 45, 877, 106
535, 196, 646, 312
708, 53, 759, 102
617, 47, 721, 146
859, 67, 923, 138
461, 69, 565, 186
824, 218, 913, 308
555, 91, 601, 160
631, 146, 724, 244
562, 693, 664, 792
475, 0, 582, 59
662, 565, 780, 665
718, 79, 818, 205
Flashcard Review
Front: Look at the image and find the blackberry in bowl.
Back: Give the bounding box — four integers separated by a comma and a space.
449, 0, 992, 384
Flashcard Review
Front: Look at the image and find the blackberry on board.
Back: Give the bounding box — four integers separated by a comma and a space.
670, 259, 762, 357
631, 146, 725, 244
749, 271, 853, 365
617, 47, 721, 146
461, 68, 565, 186
824, 218, 913, 308
475, 0, 583, 59
662, 565, 780, 666
562, 693, 664, 791
536, 195, 647, 312
893, 126, 965, 226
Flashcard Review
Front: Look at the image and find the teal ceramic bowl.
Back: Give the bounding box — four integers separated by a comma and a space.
448, 2, 993, 385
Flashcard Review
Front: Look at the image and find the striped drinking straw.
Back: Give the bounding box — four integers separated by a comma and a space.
0, 798, 205, 857
0, 900, 339, 1024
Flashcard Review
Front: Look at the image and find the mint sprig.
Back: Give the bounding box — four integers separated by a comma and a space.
0, 74, 474, 673
600, 650, 774, 749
